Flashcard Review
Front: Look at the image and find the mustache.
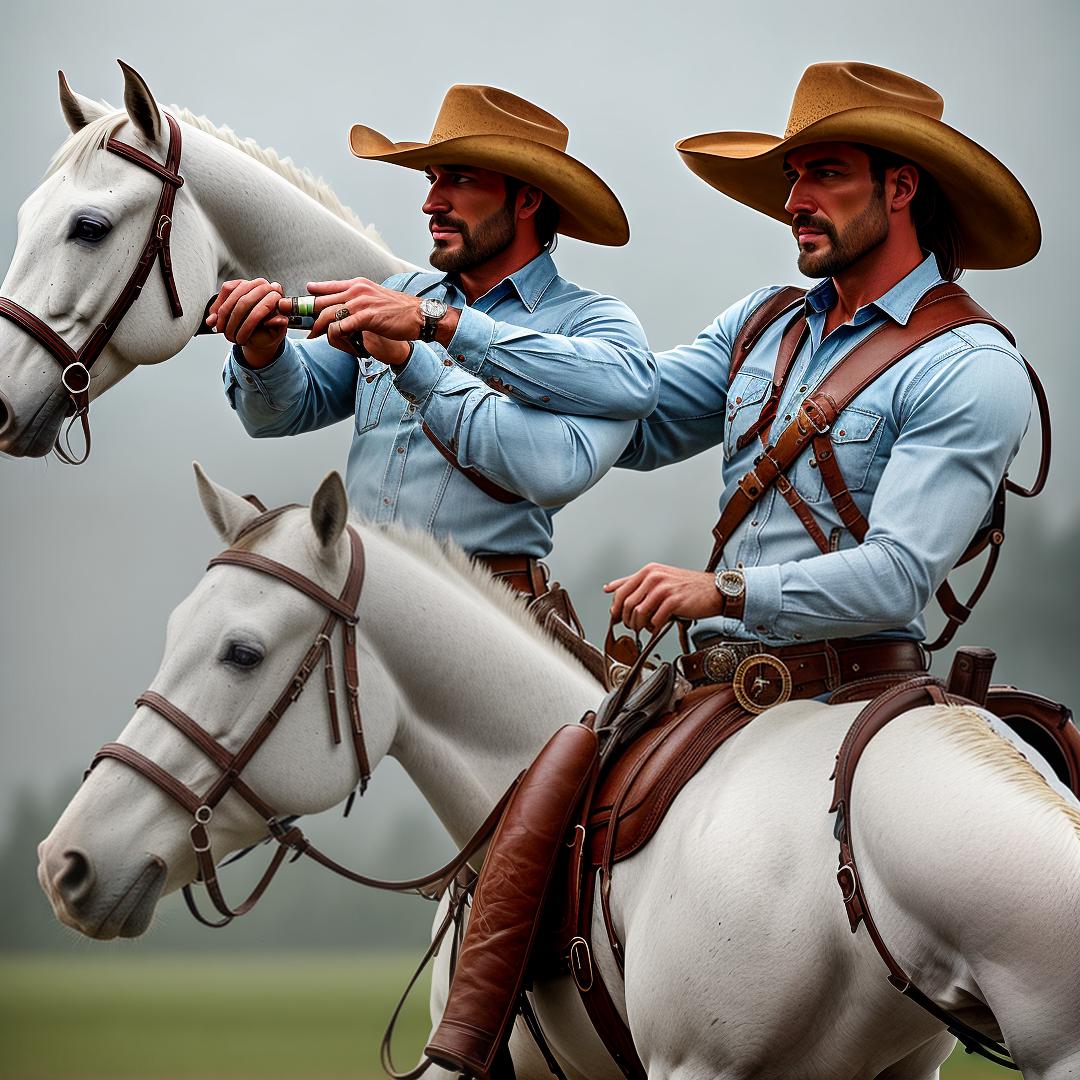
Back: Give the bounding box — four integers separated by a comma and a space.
429, 214, 468, 233
792, 214, 836, 239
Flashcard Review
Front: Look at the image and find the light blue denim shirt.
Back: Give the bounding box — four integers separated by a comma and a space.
619, 254, 1034, 646
224, 251, 654, 557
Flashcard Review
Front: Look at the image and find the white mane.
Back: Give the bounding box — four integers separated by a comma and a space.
940, 705, 1080, 840
369, 519, 593, 675
46, 103, 389, 250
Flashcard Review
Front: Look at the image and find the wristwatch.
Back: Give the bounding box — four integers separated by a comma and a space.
418, 298, 449, 342
714, 567, 746, 618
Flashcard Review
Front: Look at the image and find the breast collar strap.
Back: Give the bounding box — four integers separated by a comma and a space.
0, 113, 186, 464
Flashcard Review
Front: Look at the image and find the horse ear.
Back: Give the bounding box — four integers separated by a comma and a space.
118, 59, 162, 145
310, 472, 349, 550
58, 70, 108, 133
193, 462, 261, 544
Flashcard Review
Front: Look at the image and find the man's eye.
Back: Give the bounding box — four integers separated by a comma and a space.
70, 217, 111, 243
223, 643, 263, 669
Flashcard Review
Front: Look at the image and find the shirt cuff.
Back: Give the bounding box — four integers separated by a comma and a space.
740, 563, 783, 639
445, 305, 497, 375
225, 340, 306, 411
390, 341, 445, 406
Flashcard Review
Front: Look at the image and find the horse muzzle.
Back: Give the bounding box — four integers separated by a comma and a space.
37, 841, 166, 940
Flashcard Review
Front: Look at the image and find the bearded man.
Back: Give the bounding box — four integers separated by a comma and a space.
607, 62, 1041, 704
208, 85, 654, 623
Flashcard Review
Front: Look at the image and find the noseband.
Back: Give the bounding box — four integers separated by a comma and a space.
84, 503, 510, 928
0, 113, 186, 463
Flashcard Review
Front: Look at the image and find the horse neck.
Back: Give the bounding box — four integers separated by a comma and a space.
357, 530, 602, 848
179, 124, 417, 290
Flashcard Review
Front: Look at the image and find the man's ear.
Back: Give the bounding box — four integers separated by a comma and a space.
889, 163, 920, 213
516, 184, 544, 221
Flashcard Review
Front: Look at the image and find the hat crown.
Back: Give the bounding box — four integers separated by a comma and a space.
428, 85, 570, 152
784, 62, 944, 139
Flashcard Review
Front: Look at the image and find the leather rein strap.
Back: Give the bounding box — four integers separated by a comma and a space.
0, 113, 186, 464
84, 504, 510, 927
830, 676, 1020, 1069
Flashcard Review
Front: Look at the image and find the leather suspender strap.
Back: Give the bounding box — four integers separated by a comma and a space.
735, 316, 810, 452
707, 283, 1022, 573
727, 285, 807, 385
420, 421, 525, 504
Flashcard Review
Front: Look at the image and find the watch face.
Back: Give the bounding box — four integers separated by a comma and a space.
716, 570, 745, 598
420, 298, 448, 320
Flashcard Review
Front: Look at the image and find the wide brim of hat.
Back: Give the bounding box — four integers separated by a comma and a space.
676, 106, 1040, 269
349, 126, 629, 247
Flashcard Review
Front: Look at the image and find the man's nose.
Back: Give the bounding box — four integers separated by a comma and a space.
784, 176, 816, 217
423, 184, 451, 216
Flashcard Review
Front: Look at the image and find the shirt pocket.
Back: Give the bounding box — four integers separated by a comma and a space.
724, 372, 771, 458
793, 404, 884, 503
355, 363, 393, 435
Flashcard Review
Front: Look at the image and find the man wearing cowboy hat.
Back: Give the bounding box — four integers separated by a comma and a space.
208, 85, 654, 624
607, 62, 1040, 696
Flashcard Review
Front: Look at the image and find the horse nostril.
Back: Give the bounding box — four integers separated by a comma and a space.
55, 849, 96, 908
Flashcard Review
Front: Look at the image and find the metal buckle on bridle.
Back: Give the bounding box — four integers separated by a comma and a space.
568, 936, 594, 992
156, 214, 172, 241
60, 361, 90, 396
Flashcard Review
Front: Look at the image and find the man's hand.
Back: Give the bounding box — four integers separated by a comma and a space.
206, 278, 287, 368
604, 564, 725, 632
292, 278, 461, 356
325, 322, 412, 368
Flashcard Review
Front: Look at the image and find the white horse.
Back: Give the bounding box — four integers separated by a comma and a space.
0, 61, 415, 458
38, 468, 1080, 1079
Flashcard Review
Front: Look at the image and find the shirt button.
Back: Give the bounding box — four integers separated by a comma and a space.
784, 414, 792, 421
456, 354, 466, 362
396, 446, 405, 454
798, 384, 808, 393
244, 374, 254, 385
793, 632, 803, 640
838, 429, 846, 437
541, 395, 550, 403
383, 497, 391, 506
443, 358, 453, 367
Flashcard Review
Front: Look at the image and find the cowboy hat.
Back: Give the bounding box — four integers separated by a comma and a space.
349, 85, 629, 247
675, 62, 1039, 269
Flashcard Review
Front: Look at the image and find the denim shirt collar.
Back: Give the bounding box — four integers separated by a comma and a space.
804, 253, 944, 327
421, 250, 559, 313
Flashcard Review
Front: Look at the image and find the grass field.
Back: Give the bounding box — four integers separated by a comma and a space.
0, 953, 1008, 1078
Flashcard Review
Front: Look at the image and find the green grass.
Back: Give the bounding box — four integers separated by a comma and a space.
0, 952, 1008, 1078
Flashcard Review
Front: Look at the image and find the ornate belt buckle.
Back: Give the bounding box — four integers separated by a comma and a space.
732, 654, 793, 713
702, 642, 750, 683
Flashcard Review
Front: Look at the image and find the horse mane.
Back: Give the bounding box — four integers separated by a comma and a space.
939, 705, 1080, 840
46, 103, 389, 250
370, 520, 596, 679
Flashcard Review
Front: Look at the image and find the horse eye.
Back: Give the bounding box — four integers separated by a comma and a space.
70, 217, 111, 243
223, 643, 263, 670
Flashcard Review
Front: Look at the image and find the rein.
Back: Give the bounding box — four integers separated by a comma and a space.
0, 113, 187, 464
83, 504, 511, 928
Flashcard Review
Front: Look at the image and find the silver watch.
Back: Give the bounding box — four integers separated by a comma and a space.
418, 298, 449, 342
714, 568, 745, 600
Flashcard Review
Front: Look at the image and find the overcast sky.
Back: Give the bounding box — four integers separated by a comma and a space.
1, 0, 1076, 819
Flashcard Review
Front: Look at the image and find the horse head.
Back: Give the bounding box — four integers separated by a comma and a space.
37, 465, 401, 939
0, 62, 221, 458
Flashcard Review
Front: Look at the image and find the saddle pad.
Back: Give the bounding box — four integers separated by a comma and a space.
586, 685, 751, 866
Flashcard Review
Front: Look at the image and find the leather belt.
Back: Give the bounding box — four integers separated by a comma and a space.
474, 554, 549, 599
678, 637, 927, 714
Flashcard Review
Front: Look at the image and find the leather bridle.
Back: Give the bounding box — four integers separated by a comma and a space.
0, 113, 186, 464
83, 502, 511, 927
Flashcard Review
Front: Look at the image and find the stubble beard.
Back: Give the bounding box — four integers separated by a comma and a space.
795, 192, 890, 279
429, 201, 517, 273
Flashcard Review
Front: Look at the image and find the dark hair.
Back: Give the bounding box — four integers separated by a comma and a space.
504, 177, 560, 249
862, 145, 963, 282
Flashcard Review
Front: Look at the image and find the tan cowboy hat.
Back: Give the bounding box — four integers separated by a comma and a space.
676, 62, 1040, 269
349, 85, 629, 247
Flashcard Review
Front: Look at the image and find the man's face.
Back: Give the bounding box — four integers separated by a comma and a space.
782, 143, 889, 278
422, 165, 518, 273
